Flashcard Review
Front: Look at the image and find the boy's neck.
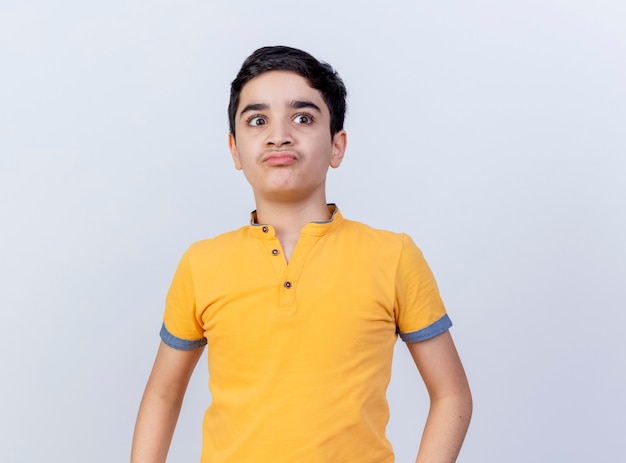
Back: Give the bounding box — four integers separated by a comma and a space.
254, 200, 332, 234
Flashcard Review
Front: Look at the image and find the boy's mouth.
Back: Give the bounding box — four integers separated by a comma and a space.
263, 152, 297, 166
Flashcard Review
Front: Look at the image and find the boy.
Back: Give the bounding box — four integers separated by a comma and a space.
131, 46, 472, 463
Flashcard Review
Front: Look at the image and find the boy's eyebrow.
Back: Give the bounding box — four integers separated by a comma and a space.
289, 100, 322, 113
238, 100, 322, 118
239, 103, 268, 118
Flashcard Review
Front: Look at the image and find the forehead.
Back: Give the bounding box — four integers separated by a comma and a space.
238, 71, 327, 110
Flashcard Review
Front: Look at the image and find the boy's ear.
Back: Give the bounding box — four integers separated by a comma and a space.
330, 130, 347, 169
228, 133, 243, 170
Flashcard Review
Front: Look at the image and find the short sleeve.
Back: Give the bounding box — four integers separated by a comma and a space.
395, 234, 452, 343
161, 248, 207, 350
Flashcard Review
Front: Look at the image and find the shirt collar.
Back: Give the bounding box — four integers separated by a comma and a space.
249, 204, 343, 238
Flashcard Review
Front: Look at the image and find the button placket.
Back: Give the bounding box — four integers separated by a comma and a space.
264, 238, 287, 287
277, 235, 317, 312
279, 276, 296, 308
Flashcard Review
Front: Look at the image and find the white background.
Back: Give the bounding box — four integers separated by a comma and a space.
1, 1, 625, 462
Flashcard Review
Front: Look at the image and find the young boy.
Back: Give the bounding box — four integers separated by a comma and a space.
131, 46, 472, 463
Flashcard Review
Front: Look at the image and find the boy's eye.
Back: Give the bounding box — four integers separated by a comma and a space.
247, 115, 267, 126
293, 114, 313, 125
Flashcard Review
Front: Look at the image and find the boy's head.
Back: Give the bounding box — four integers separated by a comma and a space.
228, 46, 347, 138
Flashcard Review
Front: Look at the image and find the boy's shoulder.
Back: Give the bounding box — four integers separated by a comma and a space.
341, 215, 413, 245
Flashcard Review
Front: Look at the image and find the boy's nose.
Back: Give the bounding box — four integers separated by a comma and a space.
265, 121, 293, 147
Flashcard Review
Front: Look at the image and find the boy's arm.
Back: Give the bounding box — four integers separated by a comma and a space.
131, 341, 204, 463
407, 330, 472, 463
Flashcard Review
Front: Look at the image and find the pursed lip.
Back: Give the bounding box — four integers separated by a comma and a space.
262, 151, 297, 166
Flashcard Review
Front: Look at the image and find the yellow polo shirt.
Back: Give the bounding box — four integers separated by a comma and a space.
161, 205, 451, 462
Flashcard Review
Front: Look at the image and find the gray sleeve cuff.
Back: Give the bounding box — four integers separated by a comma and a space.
398, 314, 453, 343
160, 323, 207, 350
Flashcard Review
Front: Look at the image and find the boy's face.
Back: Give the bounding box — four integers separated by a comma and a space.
229, 71, 346, 204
